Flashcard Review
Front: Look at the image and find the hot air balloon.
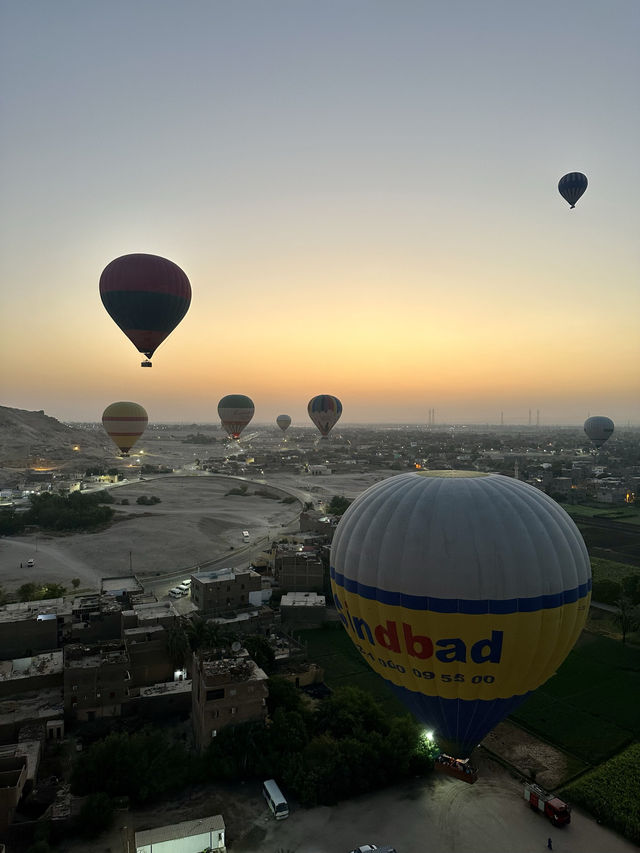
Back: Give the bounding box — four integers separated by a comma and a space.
99, 253, 191, 366
276, 414, 292, 433
308, 394, 342, 438
584, 416, 614, 448
330, 471, 591, 760
102, 402, 148, 456
218, 394, 255, 439
558, 172, 588, 209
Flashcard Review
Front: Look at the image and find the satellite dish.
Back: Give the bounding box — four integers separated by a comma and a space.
231, 641, 242, 652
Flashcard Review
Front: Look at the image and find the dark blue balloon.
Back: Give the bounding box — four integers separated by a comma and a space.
558, 172, 588, 208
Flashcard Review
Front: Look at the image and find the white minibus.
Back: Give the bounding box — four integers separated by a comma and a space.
262, 778, 289, 819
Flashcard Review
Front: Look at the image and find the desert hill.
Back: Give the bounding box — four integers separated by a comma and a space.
0, 405, 109, 478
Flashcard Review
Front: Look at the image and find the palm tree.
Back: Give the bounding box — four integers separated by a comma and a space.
165, 621, 190, 669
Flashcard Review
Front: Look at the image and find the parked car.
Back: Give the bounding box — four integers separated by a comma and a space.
350, 846, 377, 853
169, 587, 186, 598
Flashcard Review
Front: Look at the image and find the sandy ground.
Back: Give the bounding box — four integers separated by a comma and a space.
0, 468, 393, 594
0, 475, 304, 592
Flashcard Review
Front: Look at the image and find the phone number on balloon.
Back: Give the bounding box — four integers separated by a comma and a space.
356, 644, 496, 684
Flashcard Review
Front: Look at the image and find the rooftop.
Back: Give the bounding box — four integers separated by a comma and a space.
0, 599, 71, 623
193, 567, 259, 584
135, 814, 224, 847
0, 651, 63, 681
281, 592, 326, 607
0, 688, 63, 727
100, 575, 144, 594
64, 642, 128, 668
201, 656, 267, 684
139, 679, 192, 698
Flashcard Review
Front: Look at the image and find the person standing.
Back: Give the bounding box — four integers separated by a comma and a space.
547, 838, 553, 850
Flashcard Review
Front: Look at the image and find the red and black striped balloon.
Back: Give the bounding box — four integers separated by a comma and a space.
99, 253, 191, 359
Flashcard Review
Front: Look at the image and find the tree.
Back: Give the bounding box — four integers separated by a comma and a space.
71, 578, 81, 589
622, 574, 640, 606
43, 583, 67, 599
591, 579, 622, 606
185, 616, 229, 652
165, 622, 190, 669
326, 495, 352, 516
76, 792, 114, 838
18, 582, 41, 602
266, 677, 303, 715
0, 508, 26, 535
614, 595, 640, 644
243, 636, 276, 674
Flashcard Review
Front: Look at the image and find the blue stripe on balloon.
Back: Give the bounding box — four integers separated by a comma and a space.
330, 566, 591, 614
386, 681, 533, 757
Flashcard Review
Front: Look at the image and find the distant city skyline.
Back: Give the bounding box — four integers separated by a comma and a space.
1, 2, 638, 426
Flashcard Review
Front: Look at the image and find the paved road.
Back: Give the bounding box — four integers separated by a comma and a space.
231, 762, 635, 853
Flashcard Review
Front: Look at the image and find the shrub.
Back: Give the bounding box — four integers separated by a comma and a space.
592, 579, 622, 605
76, 792, 115, 838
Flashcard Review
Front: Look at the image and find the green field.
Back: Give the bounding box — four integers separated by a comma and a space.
509, 632, 640, 765
563, 504, 640, 524
562, 742, 640, 844
590, 555, 640, 585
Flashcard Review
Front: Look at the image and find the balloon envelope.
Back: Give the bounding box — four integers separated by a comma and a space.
330, 471, 591, 758
558, 172, 588, 208
102, 402, 148, 456
308, 394, 342, 437
218, 394, 255, 439
99, 253, 191, 360
584, 416, 614, 448
276, 414, 292, 432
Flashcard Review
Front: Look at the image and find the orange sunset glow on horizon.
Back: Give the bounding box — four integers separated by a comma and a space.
1, 3, 638, 427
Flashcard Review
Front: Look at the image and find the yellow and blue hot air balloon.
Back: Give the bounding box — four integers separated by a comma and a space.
102, 402, 148, 456
330, 471, 591, 759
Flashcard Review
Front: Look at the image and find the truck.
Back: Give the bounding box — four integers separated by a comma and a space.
523, 782, 571, 826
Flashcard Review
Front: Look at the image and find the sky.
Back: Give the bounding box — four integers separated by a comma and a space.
1, 0, 639, 426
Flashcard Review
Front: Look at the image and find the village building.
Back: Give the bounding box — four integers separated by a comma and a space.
191, 652, 268, 753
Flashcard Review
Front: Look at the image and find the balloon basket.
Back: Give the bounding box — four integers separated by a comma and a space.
140, 360, 152, 367
434, 754, 478, 784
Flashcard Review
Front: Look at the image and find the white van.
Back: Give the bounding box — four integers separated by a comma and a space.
242, 530, 250, 543
262, 779, 289, 819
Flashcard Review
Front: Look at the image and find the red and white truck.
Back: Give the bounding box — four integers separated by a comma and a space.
523, 782, 571, 826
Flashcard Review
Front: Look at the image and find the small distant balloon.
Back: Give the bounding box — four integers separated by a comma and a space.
99, 253, 192, 366
276, 414, 292, 433
584, 416, 614, 448
558, 172, 588, 209
308, 394, 342, 438
102, 402, 148, 456
218, 394, 255, 439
